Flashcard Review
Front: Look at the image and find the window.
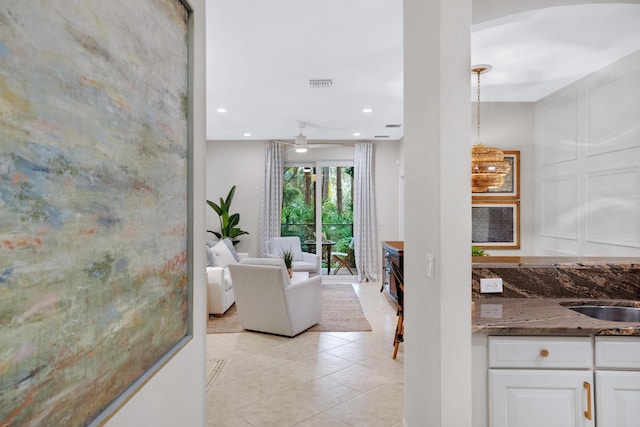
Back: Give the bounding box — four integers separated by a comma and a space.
282, 163, 354, 273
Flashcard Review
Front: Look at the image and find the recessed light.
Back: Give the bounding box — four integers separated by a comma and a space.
216, 108, 227, 113
362, 108, 373, 113
243, 133, 251, 137
353, 133, 361, 136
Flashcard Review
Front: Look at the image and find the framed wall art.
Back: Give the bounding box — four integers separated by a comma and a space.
0, 1, 192, 426
472, 201, 521, 249
472, 150, 520, 199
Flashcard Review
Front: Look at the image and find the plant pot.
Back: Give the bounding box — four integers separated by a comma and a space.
287, 268, 293, 278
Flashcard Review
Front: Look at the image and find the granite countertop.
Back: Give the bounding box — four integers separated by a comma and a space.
472, 298, 640, 336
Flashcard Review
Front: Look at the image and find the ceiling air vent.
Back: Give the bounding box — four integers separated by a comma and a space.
374, 135, 390, 138
385, 124, 402, 128
309, 79, 334, 88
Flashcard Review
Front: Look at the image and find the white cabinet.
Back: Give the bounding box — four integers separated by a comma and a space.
596, 336, 640, 369
596, 371, 640, 427
488, 337, 594, 427
595, 337, 640, 427
490, 370, 594, 427
482, 336, 640, 427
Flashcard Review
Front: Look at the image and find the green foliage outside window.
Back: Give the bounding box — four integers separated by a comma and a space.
281, 166, 354, 259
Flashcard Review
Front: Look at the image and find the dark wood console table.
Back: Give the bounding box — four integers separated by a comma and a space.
381, 241, 403, 301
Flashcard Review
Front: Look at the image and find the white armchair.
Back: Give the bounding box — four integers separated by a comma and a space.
228, 258, 322, 337
265, 236, 321, 276
206, 239, 248, 316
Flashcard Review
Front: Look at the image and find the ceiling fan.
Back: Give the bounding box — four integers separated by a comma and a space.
275, 131, 311, 152
277, 124, 354, 153
276, 125, 317, 153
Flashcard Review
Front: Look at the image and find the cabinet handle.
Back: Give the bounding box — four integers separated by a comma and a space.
584, 381, 592, 420
539, 349, 549, 357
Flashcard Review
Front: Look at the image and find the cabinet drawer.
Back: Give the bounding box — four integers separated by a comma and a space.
489, 336, 593, 368
596, 336, 640, 369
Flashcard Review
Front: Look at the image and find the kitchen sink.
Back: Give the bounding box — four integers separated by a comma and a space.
568, 305, 640, 322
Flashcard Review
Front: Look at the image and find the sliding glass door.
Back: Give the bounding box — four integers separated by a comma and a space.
282, 161, 355, 275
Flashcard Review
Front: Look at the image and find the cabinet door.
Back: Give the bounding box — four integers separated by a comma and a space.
490, 370, 594, 427
596, 371, 640, 427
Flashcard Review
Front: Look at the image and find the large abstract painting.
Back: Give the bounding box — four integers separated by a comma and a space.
0, 1, 190, 425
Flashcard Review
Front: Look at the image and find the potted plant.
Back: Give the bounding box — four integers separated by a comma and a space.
280, 248, 294, 278
207, 185, 249, 244
472, 246, 487, 257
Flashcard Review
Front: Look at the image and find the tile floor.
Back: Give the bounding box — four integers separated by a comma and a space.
206, 275, 404, 427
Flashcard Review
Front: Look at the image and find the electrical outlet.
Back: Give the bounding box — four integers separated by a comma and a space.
480, 278, 503, 293
480, 303, 503, 318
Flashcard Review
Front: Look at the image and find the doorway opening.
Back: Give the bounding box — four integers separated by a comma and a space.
282, 162, 355, 276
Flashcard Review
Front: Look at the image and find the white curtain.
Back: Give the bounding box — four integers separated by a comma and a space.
354, 142, 379, 281
258, 141, 284, 256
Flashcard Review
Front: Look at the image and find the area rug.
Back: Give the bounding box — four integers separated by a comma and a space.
206, 284, 372, 334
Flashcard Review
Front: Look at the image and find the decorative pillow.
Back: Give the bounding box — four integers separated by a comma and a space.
221, 238, 240, 262
212, 240, 238, 268
206, 246, 216, 267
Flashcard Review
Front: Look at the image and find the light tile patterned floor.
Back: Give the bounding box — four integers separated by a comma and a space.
206, 276, 404, 427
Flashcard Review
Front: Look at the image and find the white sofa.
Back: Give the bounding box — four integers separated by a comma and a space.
206, 239, 248, 316
265, 236, 321, 276
228, 257, 322, 337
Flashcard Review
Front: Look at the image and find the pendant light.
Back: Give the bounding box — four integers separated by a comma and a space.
471, 65, 510, 192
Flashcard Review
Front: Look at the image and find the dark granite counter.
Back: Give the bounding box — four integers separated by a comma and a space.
470, 257, 640, 336
472, 298, 640, 336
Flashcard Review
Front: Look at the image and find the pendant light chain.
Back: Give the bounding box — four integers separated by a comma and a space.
471, 64, 511, 192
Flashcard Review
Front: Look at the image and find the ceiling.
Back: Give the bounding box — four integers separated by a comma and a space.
206, 2, 640, 142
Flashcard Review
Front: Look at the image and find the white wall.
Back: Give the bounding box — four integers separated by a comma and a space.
106, 0, 207, 425
403, 0, 472, 425
205, 140, 402, 263
374, 142, 402, 244
467, 95, 640, 257
205, 140, 264, 257
536, 50, 640, 256
473, 102, 536, 255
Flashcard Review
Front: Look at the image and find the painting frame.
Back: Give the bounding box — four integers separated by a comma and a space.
0, 1, 193, 426
472, 150, 520, 199
472, 201, 521, 249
